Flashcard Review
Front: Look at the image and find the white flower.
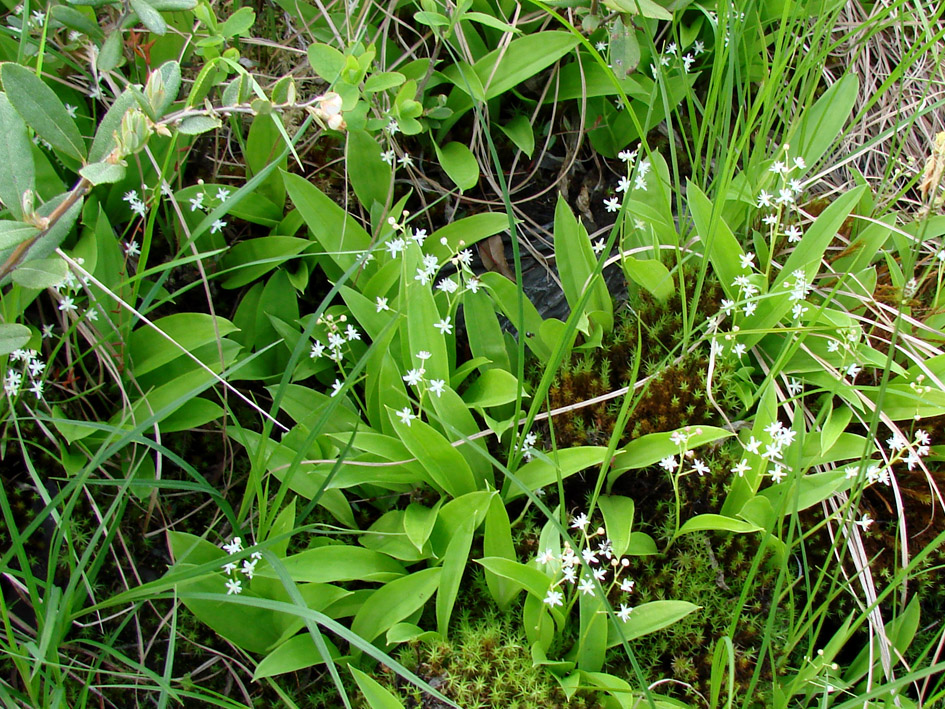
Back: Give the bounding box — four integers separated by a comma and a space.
845, 363, 862, 379
428, 379, 445, 397
536, 549, 556, 565
592, 239, 606, 255
41, 324, 54, 339
411, 228, 427, 246
386, 237, 406, 257
693, 40, 704, 55
691, 459, 709, 476
791, 302, 808, 319
241, 559, 258, 579
740, 252, 755, 270
434, 317, 453, 335
604, 197, 620, 212
620, 578, 635, 593
793, 156, 806, 170
65, 104, 77, 118
222, 562, 238, 574
345, 324, 361, 341
732, 459, 751, 477
776, 188, 795, 205
682, 54, 695, 72
744, 436, 761, 454
581, 547, 598, 565
466, 276, 481, 294
543, 589, 564, 607
785, 224, 803, 243
854, 513, 873, 530
396, 407, 416, 426
616, 176, 631, 193
915, 429, 931, 446
215, 187, 231, 201
595, 41, 607, 52
770, 161, 787, 175
375, 297, 390, 312
4, 370, 22, 397
398, 153, 413, 168
788, 178, 803, 194
578, 576, 596, 596
769, 464, 787, 483
124, 241, 141, 257
210, 219, 227, 234
592, 566, 607, 581
385, 118, 400, 134
310, 341, 325, 358
571, 513, 589, 530
732, 342, 747, 359
743, 301, 757, 316
787, 378, 802, 396
617, 603, 633, 622
403, 368, 425, 386
85, 307, 99, 322
757, 190, 772, 207
189, 193, 205, 212
88, 83, 105, 100
633, 174, 647, 191
617, 149, 637, 163
225, 578, 243, 595
223, 537, 243, 554
665, 42, 677, 55
437, 278, 459, 294
330, 379, 343, 397
659, 455, 678, 472
762, 213, 779, 226
381, 150, 395, 165
58, 296, 77, 312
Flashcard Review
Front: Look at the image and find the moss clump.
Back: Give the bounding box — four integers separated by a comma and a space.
374, 605, 603, 709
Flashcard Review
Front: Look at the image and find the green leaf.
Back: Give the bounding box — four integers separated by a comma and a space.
0, 63, 86, 162
426, 212, 510, 263
793, 74, 858, 169
129, 313, 238, 376
221, 236, 310, 289
553, 196, 611, 325
608, 601, 700, 645
598, 495, 634, 558
505, 447, 608, 501
603, 0, 672, 19
283, 171, 371, 272
476, 557, 551, 600
404, 502, 440, 552
347, 129, 391, 210
254, 633, 341, 680
578, 589, 607, 672
307, 44, 345, 84
462, 368, 525, 409
9, 257, 66, 289
350, 665, 406, 709
623, 256, 673, 301
177, 115, 222, 135
97, 32, 123, 72
470, 31, 580, 100
674, 514, 762, 538
147, 0, 197, 8
351, 568, 441, 644
129, 0, 166, 34
364, 72, 406, 93
759, 471, 852, 514
0, 222, 39, 251
463, 10, 522, 33
49, 6, 105, 42
609, 427, 733, 483
483, 495, 518, 609
388, 408, 477, 498
220, 6, 255, 37
436, 516, 475, 636
79, 161, 126, 185
497, 115, 535, 158
478, 272, 550, 362
462, 289, 511, 372
270, 545, 406, 584
0, 323, 31, 355
0, 94, 34, 221
433, 141, 479, 191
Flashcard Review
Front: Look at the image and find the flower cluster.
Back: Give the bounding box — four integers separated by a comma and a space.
537, 513, 636, 623
851, 428, 932, 485
649, 39, 705, 77
733, 420, 798, 484
4, 348, 47, 401
658, 427, 710, 477
517, 431, 539, 462
401, 350, 447, 400
220, 536, 262, 595
756, 148, 807, 244
310, 313, 361, 365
